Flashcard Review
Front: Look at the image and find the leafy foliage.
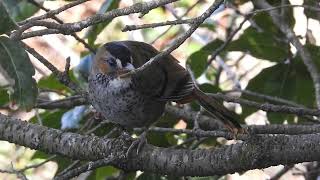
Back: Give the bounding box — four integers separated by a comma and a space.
0, 2, 16, 34
228, 27, 288, 62
242, 57, 316, 123
187, 40, 224, 78
1, 0, 39, 21
0, 36, 38, 110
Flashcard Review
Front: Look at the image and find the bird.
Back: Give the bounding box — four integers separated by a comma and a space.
88, 41, 242, 152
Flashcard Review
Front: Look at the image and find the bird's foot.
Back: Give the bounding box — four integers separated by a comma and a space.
191, 125, 203, 140
225, 124, 247, 139
126, 131, 147, 157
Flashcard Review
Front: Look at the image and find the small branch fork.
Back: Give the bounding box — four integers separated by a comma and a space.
22, 43, 82, 93
132, 0, 225, 75
11, 0, 178, 40
26, 0, 95, 53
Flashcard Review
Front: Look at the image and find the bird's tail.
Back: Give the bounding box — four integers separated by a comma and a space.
193, 88, 242, 132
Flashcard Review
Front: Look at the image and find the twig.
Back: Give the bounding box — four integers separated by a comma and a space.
36, 95, 87, 109
13, 0, 178, 39
84, 120, 109, 135
56, 160, 81, 178
249, 4, 320, 15
19, 155, 56, 172
22, 43, 60, 74
132, 0, 225, 75
57, 57, 79, 92
122, 18, 199, 32
134, 127, 244, 140
35, 109, 43, 125
270, 165, 294, 180
0, 165, 28, 180
206, 14, 252, 67
26, 0, 95, 53
150, 0, 203, 44
240, 90, 305, 108
23, 43, 82, 93
54, 156, 117, 180
19, 0, 90, 25
136, 123, 320, 140
210, 93, 320, 117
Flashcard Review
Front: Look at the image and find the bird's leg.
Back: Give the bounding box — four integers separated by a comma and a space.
192, 107, 204, 139
126, 121, 159, 157
126, 127, 148, 157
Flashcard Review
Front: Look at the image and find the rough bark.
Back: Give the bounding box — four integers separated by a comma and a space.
1, 113, 320, 176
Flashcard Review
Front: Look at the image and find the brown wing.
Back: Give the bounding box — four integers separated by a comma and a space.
120, 41, 194, 101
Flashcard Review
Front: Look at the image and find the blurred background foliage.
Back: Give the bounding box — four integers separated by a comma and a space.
0, 0, 320, 179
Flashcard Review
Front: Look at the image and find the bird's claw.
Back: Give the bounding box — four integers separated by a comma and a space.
126, 132, 147, 157
226, 125, 247, 139
191, 126, 202, 140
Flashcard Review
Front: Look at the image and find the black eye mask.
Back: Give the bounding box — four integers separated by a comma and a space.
106, 57, 117, 67
104, 43, 132, 67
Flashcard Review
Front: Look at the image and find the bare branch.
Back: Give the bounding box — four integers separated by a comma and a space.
13, 0, 178, 39
122, 18, 199, 32
19, 0, 90, 25
22, 43, 82, 93
210, 93, 320, 117
26, 0, 95, 53
134, 126, 245, 140
54, 156, 116, 180
206, 14, 252, 68
132, 0, 225, 75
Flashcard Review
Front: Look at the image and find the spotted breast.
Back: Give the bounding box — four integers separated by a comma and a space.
88, 72, 165, 127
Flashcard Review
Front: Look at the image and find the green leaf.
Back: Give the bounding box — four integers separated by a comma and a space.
85, 0, 120, 45
228, 27, 287, 62
0, 2, 17, 34
187, 40, 224, 78
38, 74, 71, 92
1, 0, 39, 21
0, 36, 37, 110
252, 13, 282, 37
137, 172, 163, 180
87, 166, 122, 180
0, 88, 10, 106
242, 60, 315, 123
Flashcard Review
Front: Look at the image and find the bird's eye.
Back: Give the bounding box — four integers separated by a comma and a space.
106, 58, 117, 67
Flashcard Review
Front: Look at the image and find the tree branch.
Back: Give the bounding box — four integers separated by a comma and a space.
12, 0, 178, 39
26, 0, 95, 53
122, 18, 199, 32
132, 0, 224, 75
2, 113, 320, 176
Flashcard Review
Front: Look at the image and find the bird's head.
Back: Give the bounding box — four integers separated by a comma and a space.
91, 42, 135, 75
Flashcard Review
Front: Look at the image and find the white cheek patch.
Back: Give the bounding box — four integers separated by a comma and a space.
124, 63, 135, 70
116, 59, 122, 68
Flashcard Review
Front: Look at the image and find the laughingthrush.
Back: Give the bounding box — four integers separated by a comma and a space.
88, 41, 242, 134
